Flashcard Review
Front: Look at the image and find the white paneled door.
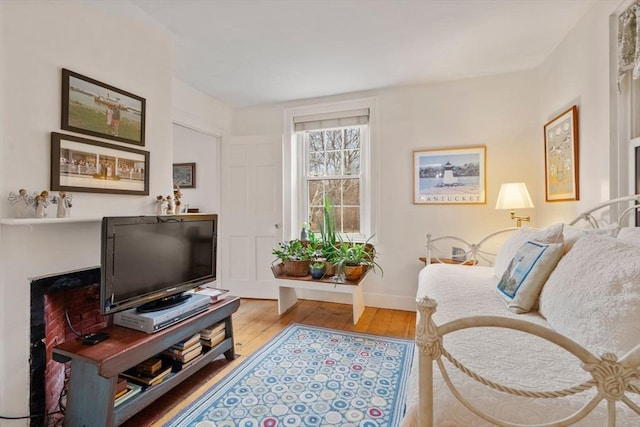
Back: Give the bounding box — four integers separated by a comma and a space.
219, 135, 282, 298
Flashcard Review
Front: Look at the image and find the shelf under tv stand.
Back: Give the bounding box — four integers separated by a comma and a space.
52, 296, 240, 427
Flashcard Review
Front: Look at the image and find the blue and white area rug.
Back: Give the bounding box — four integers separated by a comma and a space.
168, 323, 415, 427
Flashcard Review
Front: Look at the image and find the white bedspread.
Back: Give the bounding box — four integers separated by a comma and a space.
401, 264, 639, 426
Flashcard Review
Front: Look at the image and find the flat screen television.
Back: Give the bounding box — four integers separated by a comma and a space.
100, 214, 217, 315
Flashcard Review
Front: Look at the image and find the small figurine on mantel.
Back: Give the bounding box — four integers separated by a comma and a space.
52, 191, 73, 218
7, 188, 33, 218
173, 184, 184, 213
166, 195, 175, 215
34, 190, 50, 218
155, 195, 165, 215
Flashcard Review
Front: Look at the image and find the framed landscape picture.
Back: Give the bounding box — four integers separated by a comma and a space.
173, 163, 196, 188
544, 105, 579, 202
61, 68, 146, 146
50, 132, 149, 195
413, 146, 486, 205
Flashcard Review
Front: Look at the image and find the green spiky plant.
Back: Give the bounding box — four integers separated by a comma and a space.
318, 196, 339, 264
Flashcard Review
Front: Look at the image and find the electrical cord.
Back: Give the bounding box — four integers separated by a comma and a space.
0, 411, 61, 420
64, 305, 84, 338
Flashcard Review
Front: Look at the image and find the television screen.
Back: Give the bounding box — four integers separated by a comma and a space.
100, 214, 217, 315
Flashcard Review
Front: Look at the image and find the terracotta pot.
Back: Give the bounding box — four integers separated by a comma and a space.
323, 262, 336, 277
344, 265, 364, 281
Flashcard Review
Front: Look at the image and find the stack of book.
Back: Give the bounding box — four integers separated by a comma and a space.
120, 357, 172, 387
161, 333, 203, 371
200, 322, 226, 349
114, 376, 128, 400
114, 381, 142, 407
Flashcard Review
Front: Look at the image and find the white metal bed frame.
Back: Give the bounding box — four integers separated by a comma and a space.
416, 195, 640, 427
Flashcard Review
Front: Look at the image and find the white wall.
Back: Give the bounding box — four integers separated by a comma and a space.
172, 123, 221, 214
232, 1, 622, 312
233, 70, 540, 311
0, 0, 175, 420
0, 2, 232, 420
536, 0, 621, 224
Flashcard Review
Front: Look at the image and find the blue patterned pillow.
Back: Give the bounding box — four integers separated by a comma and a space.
496, 241, 564, 313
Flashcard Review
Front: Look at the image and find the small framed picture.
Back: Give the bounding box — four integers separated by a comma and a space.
413, 146, 486, 204
173, 163, 196, 188
544, 105, 579, 202
61, 68, 146, 146
50, 132, 149, 195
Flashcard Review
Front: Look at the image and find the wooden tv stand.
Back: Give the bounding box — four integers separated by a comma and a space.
52, 296, 240, 426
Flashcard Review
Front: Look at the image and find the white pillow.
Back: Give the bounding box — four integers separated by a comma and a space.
494, 223, 564, 278
617, 227, 640, 247
539, 234, 640, 356
562, 224, 620, 254
496, 241, 564, 314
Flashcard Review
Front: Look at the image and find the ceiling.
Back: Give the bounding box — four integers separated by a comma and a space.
130, 0, 601, 108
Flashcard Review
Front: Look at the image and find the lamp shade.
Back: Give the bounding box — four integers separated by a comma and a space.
495, 182, 534, 210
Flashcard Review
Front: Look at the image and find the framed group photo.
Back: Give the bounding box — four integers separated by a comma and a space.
61, 68, 146, 146
413, 145, 486, 205
544, 105, 579, 202
173, 163, 196, 188
51, 132, 149, 195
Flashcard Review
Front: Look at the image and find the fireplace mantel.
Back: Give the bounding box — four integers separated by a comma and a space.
0, 217, 102, 225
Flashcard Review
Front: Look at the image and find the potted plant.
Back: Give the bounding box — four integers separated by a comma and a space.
318, 196, 339, 276
271, 239, 315, 277
309, 261, 325, 279
332, 237, 382, 281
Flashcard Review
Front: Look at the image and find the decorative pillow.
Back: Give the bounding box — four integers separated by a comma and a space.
494, 223, 564, 279
617, 227, 640, 247
496, 241, 564, 313
539, 234, 640, 356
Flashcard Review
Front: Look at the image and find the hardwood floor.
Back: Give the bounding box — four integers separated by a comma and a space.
121, 298, 416, 426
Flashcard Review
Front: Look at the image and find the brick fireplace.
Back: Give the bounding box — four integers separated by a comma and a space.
30, 267, 104, 426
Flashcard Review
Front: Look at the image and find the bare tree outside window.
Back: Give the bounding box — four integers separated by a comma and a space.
306, 127, 362, 234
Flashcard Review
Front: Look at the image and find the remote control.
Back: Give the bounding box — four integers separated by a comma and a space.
82, 332, 110, 345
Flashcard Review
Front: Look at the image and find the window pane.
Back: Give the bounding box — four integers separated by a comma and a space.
326, 180, 342, 205
308, 180, 324, 207
302, 124, 364, 237
326, 151, 342, 176
334, 206, 343, 232
308, 152, 325, 176
342, 207, 360, 233
344, 128, 360, 149
309, 132, 323, 152
343, 179, 359, 205
325, 130, 343, 151
343, 149, 360, 175
309, 207, 323, 233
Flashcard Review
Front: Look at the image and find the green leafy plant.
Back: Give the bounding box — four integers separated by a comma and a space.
332, 236, 383, 276
317, 196, 340, 263
272, 239, 315, 262
310, 261, 325, 269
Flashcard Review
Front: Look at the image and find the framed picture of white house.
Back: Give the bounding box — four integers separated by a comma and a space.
413, 145, 486, 205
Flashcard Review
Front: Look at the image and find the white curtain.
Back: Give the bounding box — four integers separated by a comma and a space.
619, 1, 640, 82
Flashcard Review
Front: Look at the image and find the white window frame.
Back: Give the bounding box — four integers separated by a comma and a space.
299, 125, 369, 241
283, 98, 378, 243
